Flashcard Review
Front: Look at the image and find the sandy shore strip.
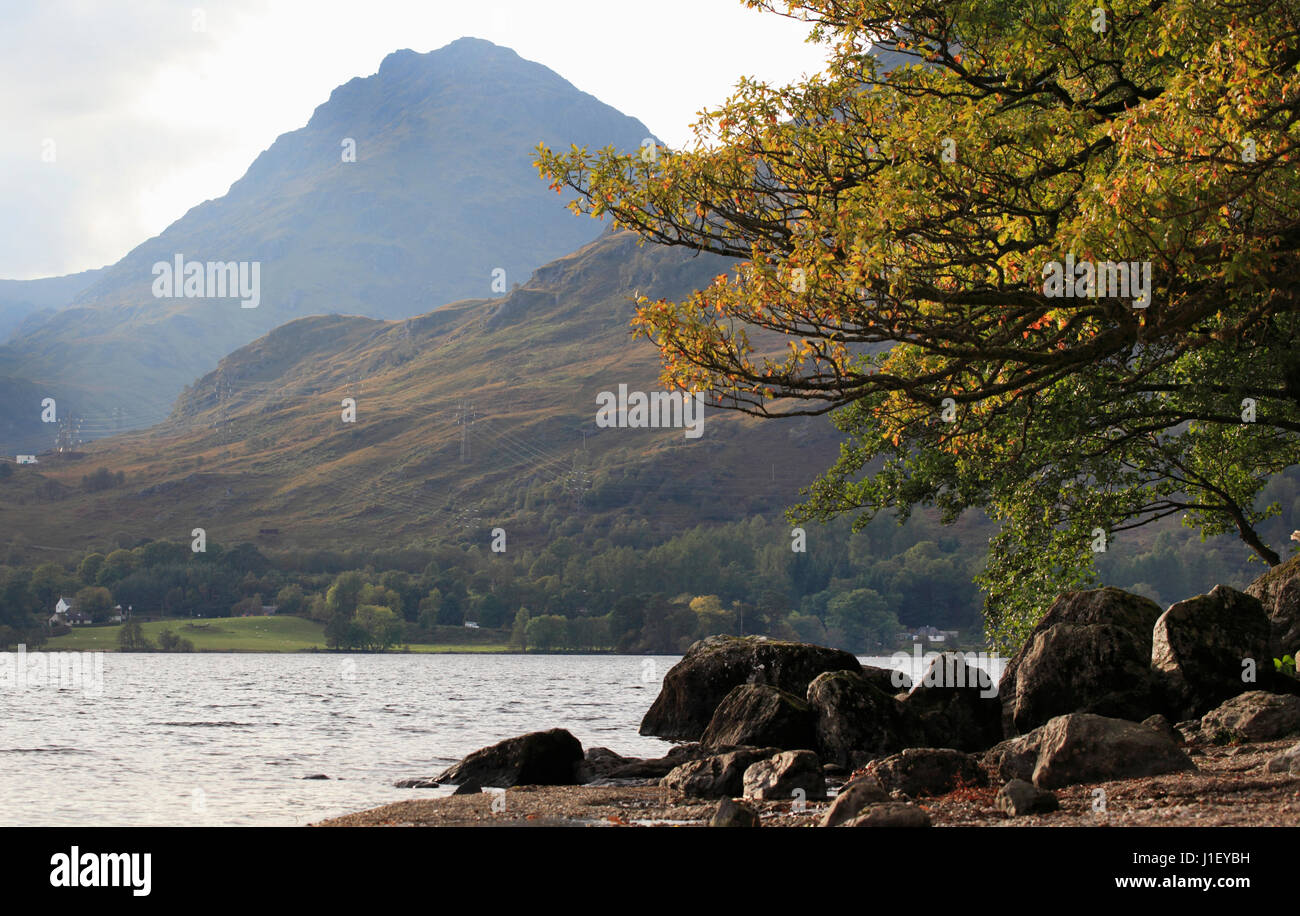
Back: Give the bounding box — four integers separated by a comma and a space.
313, 739, 1300, 827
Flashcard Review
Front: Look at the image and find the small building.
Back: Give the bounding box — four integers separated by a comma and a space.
463, 621, 480, 629
260, 605, 278, 616
53, 597, 90, 626
16, 455, 37, 465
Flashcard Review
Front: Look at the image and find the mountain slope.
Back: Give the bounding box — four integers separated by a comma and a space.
0, 37, 654, 451
0, 230, 847, 554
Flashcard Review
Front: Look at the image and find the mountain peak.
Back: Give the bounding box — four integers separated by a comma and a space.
376, 38, 521, 78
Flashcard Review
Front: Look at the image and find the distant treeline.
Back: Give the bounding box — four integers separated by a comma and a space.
0, 496, 1276, 654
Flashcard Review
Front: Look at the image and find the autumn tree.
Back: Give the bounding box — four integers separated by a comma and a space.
537, 0, 1300, 649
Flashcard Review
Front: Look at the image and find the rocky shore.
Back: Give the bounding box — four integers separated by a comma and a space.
316, 559, 1300, 827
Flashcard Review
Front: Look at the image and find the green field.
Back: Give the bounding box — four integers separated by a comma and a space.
45, 616, 512, 653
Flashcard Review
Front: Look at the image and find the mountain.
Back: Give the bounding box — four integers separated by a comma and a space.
0, 230, 848, 555
0, 37, 654, 452
0, 268, 104, 342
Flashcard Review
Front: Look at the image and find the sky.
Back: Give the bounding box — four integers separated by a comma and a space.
0, 0, 829, 280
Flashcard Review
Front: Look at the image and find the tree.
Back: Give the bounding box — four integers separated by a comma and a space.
537, 0, 1300, 650
157, 628, 195, 652
354, 604, 402, 651
118, 619, 153, 652
275, 584, 305, 616
77, 553, 106, 585
525, 614, 569, 651
510, 608, 530, 651
73, 586, 114, 623
325, 571, 365, 617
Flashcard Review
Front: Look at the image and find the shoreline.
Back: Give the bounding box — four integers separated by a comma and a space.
314, 737, 1300, 827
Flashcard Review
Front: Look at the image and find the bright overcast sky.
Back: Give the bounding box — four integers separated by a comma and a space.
0, 0, 828, 280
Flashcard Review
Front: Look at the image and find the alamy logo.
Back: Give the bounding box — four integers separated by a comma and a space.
595, 383, 705, 440
50, 847, 151, 896
1042, 254, 1152, 309
1, 645, 102, 697
152, 254, 261, 308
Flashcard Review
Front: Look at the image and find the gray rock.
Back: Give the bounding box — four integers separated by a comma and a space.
861, 664, 912, 694
806, 669, 913, 767
998, 588, 1164, 737
1175, 719, 1204, 745
1151, 585, 1272, 720
1007, 623, 1160, 734
1142, 714, 1183, 746
639, 635, 862, 740
1246, 554, 1300, 658
995, 778, 1058, 816
741, 749, 826, 801
1264, 741, 1300, 774
709, 797, 760, 827
983, 731, 1042, 784
1200, 690, 1300, 743
393, 777, 439, 788
660, 746, 782, 799
700, 684, 817, 751
866, 747, 988, 797
1029, 713, 1196, 789
820, 776, 889, 827
843, 802, 931, 827
435, 728, 584, 788
903, 652, 1002, 751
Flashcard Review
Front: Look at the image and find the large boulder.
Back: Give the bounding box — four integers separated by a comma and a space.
1199, 690, 1300, 743
742, 750, 827, 801
436, 728, 584, 787
1006, 623, 1161, 734
865, 748, 987, 797
639, 636, 862, 740
902, 653, 1002, 751
1246, 555, 1300, 658
700, 684, 818, 751
998, 588, 1164, 736
1151, 585, 1272, 720
660, 746, 781, 799
986, 713, 1195, 790
805, 670, 916, 767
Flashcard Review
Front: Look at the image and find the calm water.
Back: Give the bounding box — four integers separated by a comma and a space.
0, 650, 1002, 826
